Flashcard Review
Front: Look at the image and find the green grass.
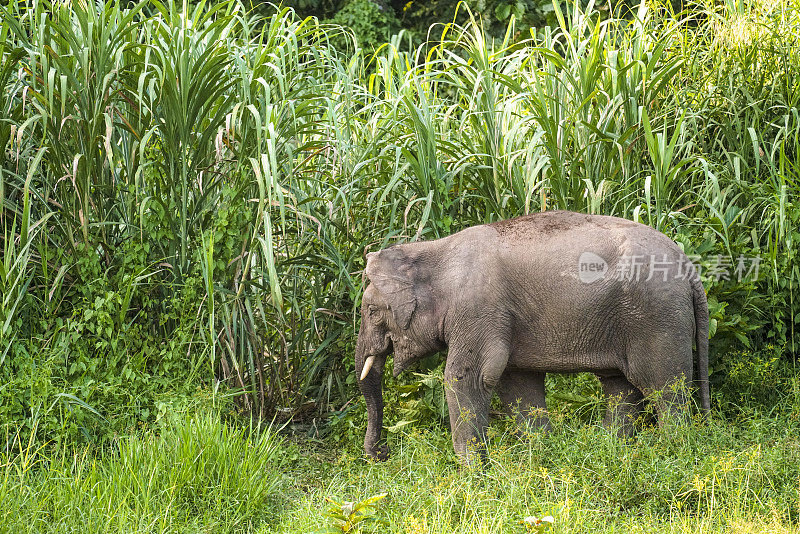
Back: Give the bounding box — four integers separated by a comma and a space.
1, 403, 798, 533
0, 411, 290, 532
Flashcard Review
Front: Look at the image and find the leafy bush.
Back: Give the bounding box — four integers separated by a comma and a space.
713, 344, 800, 418
324, 0, 403, 52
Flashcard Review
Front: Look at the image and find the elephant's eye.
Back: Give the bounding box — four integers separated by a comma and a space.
367, 305, 384, 324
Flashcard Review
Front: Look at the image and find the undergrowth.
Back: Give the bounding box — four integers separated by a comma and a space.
1, 398, 797, 533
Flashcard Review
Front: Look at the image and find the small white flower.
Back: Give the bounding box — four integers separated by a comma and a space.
521, 515, 554, 531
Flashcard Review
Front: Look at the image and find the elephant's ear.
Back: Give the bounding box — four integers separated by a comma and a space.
365, 248, 417, 330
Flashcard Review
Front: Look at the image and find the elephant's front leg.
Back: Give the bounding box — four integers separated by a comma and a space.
444, 345, 508, 464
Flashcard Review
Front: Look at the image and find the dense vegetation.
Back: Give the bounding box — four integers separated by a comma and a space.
0, 0, 798, 531
283, 0, 546, 51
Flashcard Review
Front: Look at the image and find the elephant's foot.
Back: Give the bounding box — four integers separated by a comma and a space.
649, 381, 693, 428
453, 437, 488, 468
364, 443, 390, 462
519, 408, 551, 434
503, 407, 550, 440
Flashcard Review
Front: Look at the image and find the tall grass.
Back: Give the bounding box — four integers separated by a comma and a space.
0, 412, 288, 532
0, 0, 797, 436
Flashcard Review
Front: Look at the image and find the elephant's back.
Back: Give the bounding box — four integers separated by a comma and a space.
489, 211, 650, 238
487, 211, 684, 258
483, 210, 694, 304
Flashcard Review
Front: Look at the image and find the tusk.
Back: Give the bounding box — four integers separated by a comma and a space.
360, 356, 375, 381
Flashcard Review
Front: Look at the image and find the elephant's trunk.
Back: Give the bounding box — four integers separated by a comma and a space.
355, 330, 388, 460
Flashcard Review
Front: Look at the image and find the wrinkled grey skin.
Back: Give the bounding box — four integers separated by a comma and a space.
356, 211, 710, 462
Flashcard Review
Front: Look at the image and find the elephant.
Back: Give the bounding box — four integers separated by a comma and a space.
355, 211, 710, 462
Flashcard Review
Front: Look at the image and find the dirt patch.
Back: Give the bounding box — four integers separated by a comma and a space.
489, 210, 592, 237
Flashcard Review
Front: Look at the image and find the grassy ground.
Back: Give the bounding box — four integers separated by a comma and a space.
2, 397, 798, 534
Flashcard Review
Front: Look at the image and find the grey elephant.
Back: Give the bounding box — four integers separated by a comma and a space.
355, 211, 710, 462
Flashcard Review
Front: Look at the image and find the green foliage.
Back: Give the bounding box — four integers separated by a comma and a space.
0, 246, 207, 446
316, 492, 389, 533
324, 0, 403, 52
284, 0, 544, 45
399, 0, 544, 41
0, 0, 798, 529
391, 368, 448, 432
545, 373, 604, 422
285, 387, 800, 532
713, 344, 800, 418
0, 0, 798, 451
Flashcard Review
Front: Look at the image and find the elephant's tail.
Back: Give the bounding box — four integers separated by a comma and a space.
691, 274, 711, 416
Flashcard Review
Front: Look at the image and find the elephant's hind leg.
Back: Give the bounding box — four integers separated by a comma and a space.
599, 375, 644, 437
497, 369, 549, 432
626, 332, 694, 428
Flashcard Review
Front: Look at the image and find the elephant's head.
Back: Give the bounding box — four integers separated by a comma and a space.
356, 246, 444, 460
